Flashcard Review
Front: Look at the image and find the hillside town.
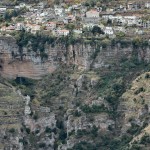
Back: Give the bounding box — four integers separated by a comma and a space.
0, 1, 150, 38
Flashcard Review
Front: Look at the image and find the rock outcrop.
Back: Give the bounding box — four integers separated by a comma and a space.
0, 35, 150, 79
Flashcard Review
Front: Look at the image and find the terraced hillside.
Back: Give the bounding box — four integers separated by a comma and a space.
0, 79, 24, 149
120, 72, 150, 150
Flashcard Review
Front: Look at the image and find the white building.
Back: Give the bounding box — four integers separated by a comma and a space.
15, 23, 24, 31
19, 3, 26, 8
135, 29, 143, 35
102, 15, 125, 24
0, 7, 6, 14
65, 6, 72, 13
128, 2, 133, 10
55, 29, 70, 36
25, 24, 41, 34
31, 25, 41, 34
104, 27, 114, 35
73, 29, 82, 34
38, 2, 45, 9
39, 12, 48, 17
114, 26, 126, 33
143, 21, 150, 28
0, 26, 7, 31
86, 10, 99, 18
145, 2, 150, 8
25, 4, 32, 10
46, 22, 56, 30
124, 16, 138, 26
54, 6, 64, 16
102, 15, 114, 20
83, 23, 98, 29
65, 15, 76, 22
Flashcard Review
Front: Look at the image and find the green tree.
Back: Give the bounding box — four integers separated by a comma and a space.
91, 26, 104, 35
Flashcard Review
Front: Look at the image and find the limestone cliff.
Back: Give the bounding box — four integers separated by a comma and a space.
0, 35, 150, 79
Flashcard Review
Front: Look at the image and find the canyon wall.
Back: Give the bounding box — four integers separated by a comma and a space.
0, 35, 150, 79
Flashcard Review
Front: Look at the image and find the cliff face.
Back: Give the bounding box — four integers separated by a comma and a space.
0, 36, 55, 79
0, 35, 150, 79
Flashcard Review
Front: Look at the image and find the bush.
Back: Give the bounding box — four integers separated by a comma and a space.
33, 114, 38, 120
59, 130, 67, 141
35, 130, 40, 134
116, 32, 125, 39
91, 125, 98, 137
19, 138, 28, 145
127, 124, 141, 135
76, 129, 88, 138
140, 134, 150, 144
9, 128, 15, 133
134, 87, 145, 95
45, 127, 52, 133
25, 128, 30, 134
74, 110, 81, 117
72, 141, 96, 150
145, 73, 150, 79
39, 143, 46, 148
91, 26, 104, 35
81, 104, 108, 113
56, 120, 64, 129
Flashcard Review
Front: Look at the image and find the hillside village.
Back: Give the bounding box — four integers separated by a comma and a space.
0, 1, 150, 38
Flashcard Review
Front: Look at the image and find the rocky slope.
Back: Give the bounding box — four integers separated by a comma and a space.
2, 59, 147, 150
0, 77, 56, 150
1, 58, 150, 149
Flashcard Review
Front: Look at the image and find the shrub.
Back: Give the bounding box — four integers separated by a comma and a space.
76, 129, 88, 138
74, 110, 81, 117
127, 124, 141, 135
80, 104, 108, 113
145, 73, 150, 79
35, 130, 40, 134
116, 32, 125, 39
140, 134, 150, 144
9, 128, 15, 133
59, 130, 67, 141
134, 87, 145, 95
19, 138, 28, 145
33, 114, 38, 120
91, 125, 98, 137
91, 26, 104, 35
25, 128, 30, 134
56, 120, 64, 129
39, 143, 46, 148
72, 141, 96, 150
20, 127, 24, 132
45, 127, 52, 133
